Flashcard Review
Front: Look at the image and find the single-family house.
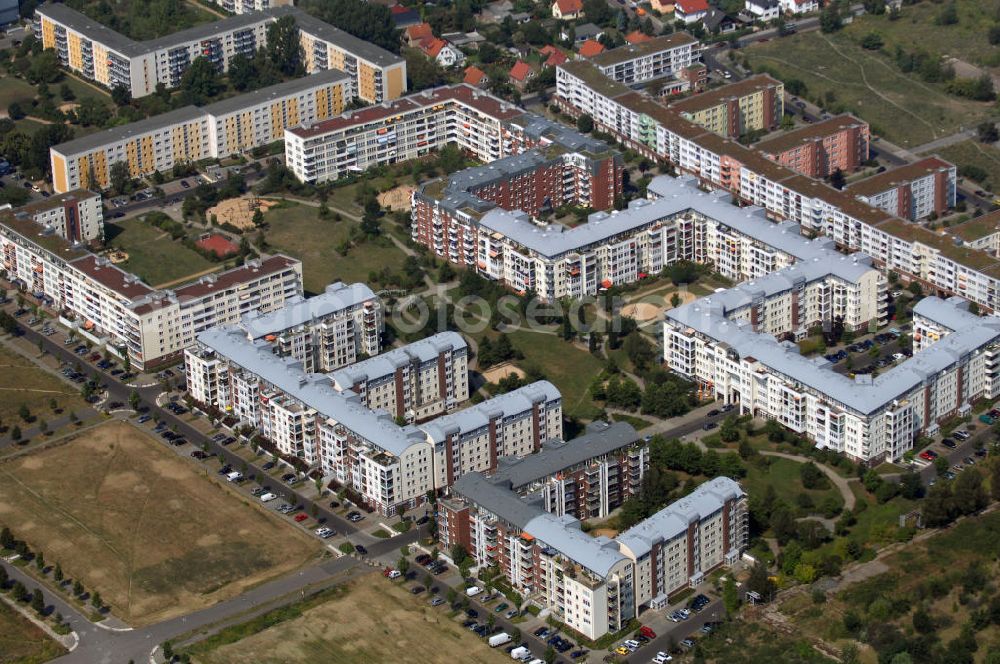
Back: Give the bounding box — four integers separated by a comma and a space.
463, 65, 489, 87
552, 0, 584, 19
390, 4, 421, 28
420, 37, 466, 67
577, 38, 606, 58
674, 0, 709, 23
745, 0, 780, 20
510, 60, 535, 88
405, 22, 435, 47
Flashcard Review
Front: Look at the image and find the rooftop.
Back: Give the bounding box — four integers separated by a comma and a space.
421, 381, 561, 444
329, 331, 468, 388
755, 114, 868, 155
670, 73, 782, 113
949, 211, 1000, 242
877, 218, 1000, 271
52, 105, 206, 157
240, 281, 377, 339
557, 60, 633, 99
848, 156, 956, 197
588, 32, 698, 67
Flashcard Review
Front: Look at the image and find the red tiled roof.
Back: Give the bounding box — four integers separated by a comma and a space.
406, 23, 434, 41
544, 50, 568, 67
510, 60, 533, 81
463, 65, 488, 85
539, 45, 559, 57
196, 234, 240, 258
555, 0, 583, 13
578, 39, 606, 57
420, 36, 448, 58
676, 0, 708, 12
625, 30, 653, 44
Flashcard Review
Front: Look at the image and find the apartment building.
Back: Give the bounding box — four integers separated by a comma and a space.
50, 68, 351, 193
239, 281, 382, 373
0, 195, 303, 368
34, 4, 405, 102
755, 114, 871, 178
587, 33, 702, 86
285, 84, 526, 184
669, 74, 784, 138
439, 474, 746, 639
554, 62, 1000, 314
186, 326, 562, 514
490, 420, 649, 520
0, 190, 104, 244
206, 0, 292, 15
949, 212, 1000, 254
849, 157, 957, 221
664, 286, 1000, 462
329, 331, 470, 421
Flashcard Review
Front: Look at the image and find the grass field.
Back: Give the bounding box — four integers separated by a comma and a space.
0, 421, 322, 626
745, 31, 995, 147
505, 328, 604, 420
104, 217, 217, 288
742, 456, 844, 517
259, 201, 409, 295
0, 601, 66, 664
691, 621, 835, 663
190, 579, 508, 664
937, 140, 1000, 192
0, 77, 38, 112
0, 345, 86, 427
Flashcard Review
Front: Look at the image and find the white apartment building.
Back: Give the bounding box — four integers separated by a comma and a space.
186, 327, 561, 514
586, 33, 701, 86
0, 190, 104, 244
51, 68, 351, 193
34, 4, 405, 102
208, 0, 292, 15
239, 281, 382, 373
849, 157, 957, 222
0, 195, 302, 369
665, 290, 1000, 463
440, 475, 746, 640
330, 331, 470, 422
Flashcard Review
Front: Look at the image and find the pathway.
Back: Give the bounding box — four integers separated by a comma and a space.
911, 128, 977, 155
760, 450, 856, 510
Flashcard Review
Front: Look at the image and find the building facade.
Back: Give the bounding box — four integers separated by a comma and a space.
50, 68, 351, 193
849, 157, 957, 221
34, 4, 405, 103
329, 331, 470, 422
239, 281, 383, 373
669, 74, 784, 138
755, 114, 871, 178
439, 475, 747, 639
0, 190, 104, 244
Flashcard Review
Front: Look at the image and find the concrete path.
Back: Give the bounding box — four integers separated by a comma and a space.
760, 450, 856, 510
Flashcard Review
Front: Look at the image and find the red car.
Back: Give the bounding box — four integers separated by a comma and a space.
293, 513, 308, 523
919, 450, 938, 461
639, 626, 656, 639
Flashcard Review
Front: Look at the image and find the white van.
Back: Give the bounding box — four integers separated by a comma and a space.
226, 471, 244, 482
466, 585, 483, 597
259, 492, 277, 502
509, 646, 530, 660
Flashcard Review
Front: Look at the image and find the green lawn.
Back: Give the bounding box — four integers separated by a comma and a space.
0, 344, 87, 429
0, 76, 37, 111
742, 456, 844, 517
609, 412, 653, 431
0, 601, 66, 664
745, 30, 997, 147
13, 118, 47, 134
259, 201, 408, 295
61, 74, 111, 103
505, 329, 604, 420
937, 140, 1000, 193
104, 217, 217, 288
691, 621, 835, 664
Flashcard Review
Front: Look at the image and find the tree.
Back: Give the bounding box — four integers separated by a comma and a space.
18, 404, 30, 421
723, 576, 739, 614
1, 526, 13, 549
266, 15, 305, 77
936, 2, 958, 25
31, 587, 45, 615
544, 645, 556, 664
576, 113, 594, 134
91, 590, 103, 608
799, 462, 824, 489
397, 556, 410, 575
109, 161, 131, 196
179, 57, 222, 103
35, 551, 44, 570
54, 563, 63, 582
978, 121, 999, 144
820, 4, 842, 33
953, 467, 988, 515
162, 642, 174, 661
860, 31, 883, 50
829, 168, 846, 190
11, 580, 27, 602
10, 425, 20, 442
110, 84, 131, 107
72, 579, 84, 596
129, 390, 141, 411
7, 102, 25, 120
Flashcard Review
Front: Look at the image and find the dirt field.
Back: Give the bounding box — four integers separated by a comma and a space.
193, 579, 509, 664
0, 421, 322, 626
621, 290, 697, 321
0, 601, 65, 664
480, 362, 525, 384
377, 184, 416, 211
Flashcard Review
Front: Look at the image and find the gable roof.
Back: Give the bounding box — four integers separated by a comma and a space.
406, 22, 434, 41
510, 60, 534, 81
555, 0, 584, 13
463, 65, 488, 85
578, 39, 606, 57
676, 0, 709, 12
625, 30, 653, 44
544, 50, 568, 67
420, 37, 450, 58
539, 45, 560, 56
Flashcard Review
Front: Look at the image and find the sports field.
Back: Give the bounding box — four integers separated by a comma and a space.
191, 579, 509, 664
0, 421, 322, 626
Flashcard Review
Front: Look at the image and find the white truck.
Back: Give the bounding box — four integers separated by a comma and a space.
489, 633, 512, 647
510, 646, 530, 660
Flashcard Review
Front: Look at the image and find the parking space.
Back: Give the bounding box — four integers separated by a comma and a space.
826, 325, 911, 376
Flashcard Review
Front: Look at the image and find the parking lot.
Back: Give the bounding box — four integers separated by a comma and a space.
826, 325, 910, 376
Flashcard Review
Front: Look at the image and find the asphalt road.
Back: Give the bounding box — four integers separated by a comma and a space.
621, 598, 725, 663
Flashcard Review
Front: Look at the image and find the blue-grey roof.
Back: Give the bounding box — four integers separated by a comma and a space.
330, 331, 467, 388
51, 105, 206, 156
617, 477, 743, 559
196, 327, 426, 456
524, 512, 627, 577
421, 381, 561, 444
241, 282, 377, 339
667, 294, 1000, 416
452, 472, 545, 528
478, 175, 851, 260
492, 421, 640, 488
912, 295, 978, 332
